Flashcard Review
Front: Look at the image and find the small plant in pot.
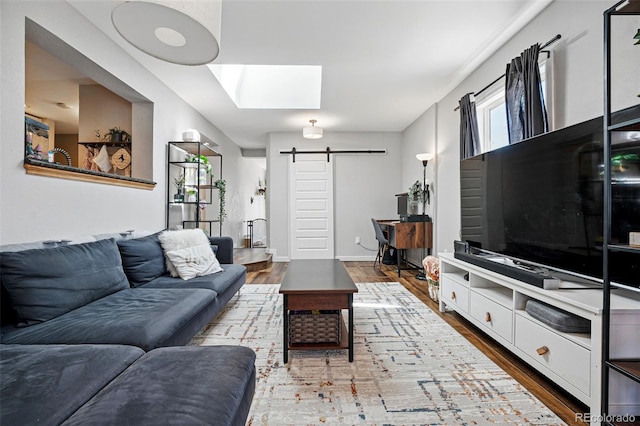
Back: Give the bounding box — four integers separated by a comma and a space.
173, 173, 185, 202
408, 180, 423, 214
106, 127, 130, 143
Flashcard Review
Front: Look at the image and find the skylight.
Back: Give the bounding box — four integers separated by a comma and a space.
207, 64, 322, 109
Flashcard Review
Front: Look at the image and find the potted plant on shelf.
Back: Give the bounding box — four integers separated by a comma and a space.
173, 173, 185, 202
408, 180, 423, 215
105, 127, 130, 143
186, 154, 212, 183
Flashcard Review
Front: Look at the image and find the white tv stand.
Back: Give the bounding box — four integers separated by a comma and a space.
438, 252, 640, 417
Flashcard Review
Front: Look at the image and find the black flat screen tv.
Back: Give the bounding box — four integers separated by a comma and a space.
460, 107, 640, 290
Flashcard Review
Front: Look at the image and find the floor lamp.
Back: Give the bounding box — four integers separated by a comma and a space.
415, 152, 434, 281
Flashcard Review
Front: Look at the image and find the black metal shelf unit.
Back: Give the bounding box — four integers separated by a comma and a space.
602, 1, 640, 424
166, 141, 222, 236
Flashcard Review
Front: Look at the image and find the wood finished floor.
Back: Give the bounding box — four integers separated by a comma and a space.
245, 260, 588, 425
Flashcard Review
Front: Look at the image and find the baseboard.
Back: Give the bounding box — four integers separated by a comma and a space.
337, 255, 376, 261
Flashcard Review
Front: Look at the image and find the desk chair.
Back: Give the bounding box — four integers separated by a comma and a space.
371, 218, 390, 268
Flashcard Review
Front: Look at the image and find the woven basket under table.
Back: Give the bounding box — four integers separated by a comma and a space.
288, 310, 341, 344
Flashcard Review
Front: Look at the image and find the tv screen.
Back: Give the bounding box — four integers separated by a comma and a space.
460, 112, 640, 289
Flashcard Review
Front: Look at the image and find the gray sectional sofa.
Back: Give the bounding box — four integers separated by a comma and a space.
0, 232, 255, 425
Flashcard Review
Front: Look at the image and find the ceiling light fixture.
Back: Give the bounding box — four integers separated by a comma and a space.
303, 120, 323, 139
111, 0, 221, 66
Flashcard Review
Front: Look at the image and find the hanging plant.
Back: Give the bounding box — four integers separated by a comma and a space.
215, 178, 227, 225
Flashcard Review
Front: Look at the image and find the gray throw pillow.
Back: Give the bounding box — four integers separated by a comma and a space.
0, 238, 130, 326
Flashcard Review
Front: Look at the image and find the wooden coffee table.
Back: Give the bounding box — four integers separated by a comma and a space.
279, 260, 358, 363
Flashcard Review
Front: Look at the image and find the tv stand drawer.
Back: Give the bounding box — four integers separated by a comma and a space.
515, 314, 590, 394
441, 276, 469, 313
470, 291, 513, 343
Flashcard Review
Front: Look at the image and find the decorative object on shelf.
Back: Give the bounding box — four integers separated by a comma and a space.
186, 187, 197, 202
111, 0, 221, 66
634, 28, 640, 45
303, 119, 323, 139
415, 152, 434, 281
186, 154, 212, 174
408, 180, 423, 214
111, 147, 131, 176
173, 173, 185, 202
182, 129, 201, 142
92, 145, 112, 173
105, 127, 130, 143
50, 147, 72, 166
422, 255, 440, 302
215, 178, 227, 225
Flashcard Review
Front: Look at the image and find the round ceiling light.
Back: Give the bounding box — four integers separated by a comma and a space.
303, 119, 323, 139
111, 1, 219, 66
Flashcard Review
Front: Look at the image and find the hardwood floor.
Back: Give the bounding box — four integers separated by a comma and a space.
244, 260, 588, 425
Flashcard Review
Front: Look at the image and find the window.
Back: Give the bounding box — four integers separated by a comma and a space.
476, 53, 554, 153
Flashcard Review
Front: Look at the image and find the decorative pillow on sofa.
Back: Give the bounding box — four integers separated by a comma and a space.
0, 238, 130, 326
116, 232, 166, 287
164, 243, 223, 280
158, 229, 222, 279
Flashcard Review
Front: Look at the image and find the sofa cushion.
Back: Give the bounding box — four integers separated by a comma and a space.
62, 346, 256, 426
1, 344, 144, 426
1, 288, 219, 352
117, 232, 167, 287
142, 264, 245, 304
0, 238, 130, 326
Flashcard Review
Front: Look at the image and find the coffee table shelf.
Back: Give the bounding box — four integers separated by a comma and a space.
279, 260, 358, 363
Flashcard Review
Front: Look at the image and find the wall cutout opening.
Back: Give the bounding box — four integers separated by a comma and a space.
24, 18, 155, 189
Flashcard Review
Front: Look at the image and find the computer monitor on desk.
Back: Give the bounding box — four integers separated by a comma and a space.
396, 193, 431, 222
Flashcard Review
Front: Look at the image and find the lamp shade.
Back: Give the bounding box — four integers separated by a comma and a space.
111, 0, 221, 65
416, 153, 434, 162
303, 120, 323, 139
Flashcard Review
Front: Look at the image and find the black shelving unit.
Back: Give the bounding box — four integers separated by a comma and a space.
602, 1, 640, 424
166, 141, 222, 236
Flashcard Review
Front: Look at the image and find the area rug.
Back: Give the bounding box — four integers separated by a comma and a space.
190, 283, 565, 425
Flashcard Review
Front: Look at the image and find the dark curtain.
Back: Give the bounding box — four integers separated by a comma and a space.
459, 93, 481, 160
505, 43, 548, 144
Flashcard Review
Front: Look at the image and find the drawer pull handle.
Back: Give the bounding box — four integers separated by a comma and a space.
536, 346, 549, 356
451, 291, 456, 300
485, 312, 492, 322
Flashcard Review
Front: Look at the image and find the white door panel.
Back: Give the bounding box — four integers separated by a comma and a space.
289, 154, 334, 259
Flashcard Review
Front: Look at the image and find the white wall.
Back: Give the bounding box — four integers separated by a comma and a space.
267, 132, 402, 261
405, 0, 640, 256
0, 1, 249, 244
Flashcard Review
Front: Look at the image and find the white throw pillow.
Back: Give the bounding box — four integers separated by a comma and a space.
159, 229, 215, 277
164, 243, 222, 280
92, 145, 112, 172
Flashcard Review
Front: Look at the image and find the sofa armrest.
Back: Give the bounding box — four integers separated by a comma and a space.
208, 236, 234, 264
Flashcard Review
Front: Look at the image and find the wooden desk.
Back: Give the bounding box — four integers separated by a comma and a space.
377, 220, 433, 276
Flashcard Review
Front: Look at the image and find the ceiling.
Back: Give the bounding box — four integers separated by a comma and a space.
59, 0, 551, 149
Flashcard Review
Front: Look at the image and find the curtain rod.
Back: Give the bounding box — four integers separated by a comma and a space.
453, 34, 561, 112
279, 147, 387, 162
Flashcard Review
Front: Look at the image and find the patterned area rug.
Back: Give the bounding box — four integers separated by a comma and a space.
190, 283, 565, 425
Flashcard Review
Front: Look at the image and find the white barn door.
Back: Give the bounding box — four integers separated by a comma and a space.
289, 154, 334, 259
